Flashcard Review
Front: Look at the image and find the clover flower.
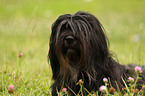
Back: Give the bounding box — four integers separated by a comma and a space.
109, 87, 115, 94
135, 66, 142, 74
19, 53, 23, 58
103, 78, 108, 83
78, 79, 84, 84
62, 88, 67, 92
8, 84, 15, 94
99, 85, 107, 92
128, 77, 134, 82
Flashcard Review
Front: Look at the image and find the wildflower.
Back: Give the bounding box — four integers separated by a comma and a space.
128, 77, 134, 82
78, 79, 84, 84
109, 87, 115, 94
62, 88, 67, 92
103, 78, 108, 82
19, 53, 23, 58
12, 71, 15, 75
99, 85, 107, 92
135, 66, 142, 74
8, 84, 14, 94
76, 79, 84, 85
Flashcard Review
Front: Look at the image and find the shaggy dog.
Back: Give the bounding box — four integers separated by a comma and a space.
48, 11, 145, 95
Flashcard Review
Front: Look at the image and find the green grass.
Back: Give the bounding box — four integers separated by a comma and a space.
0, 0, 145, 95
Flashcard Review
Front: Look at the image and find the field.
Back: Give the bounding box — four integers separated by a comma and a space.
0, 0, 145, 95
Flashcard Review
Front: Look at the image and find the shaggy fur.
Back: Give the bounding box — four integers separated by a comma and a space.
48, 11, 145, 95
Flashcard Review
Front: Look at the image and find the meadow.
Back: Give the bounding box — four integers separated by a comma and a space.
0, 0, 145, 95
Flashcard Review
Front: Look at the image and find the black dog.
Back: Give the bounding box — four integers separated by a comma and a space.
48, 11, 145, 95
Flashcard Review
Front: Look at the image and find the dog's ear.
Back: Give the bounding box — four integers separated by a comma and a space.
48, 45, 60, 80
77, 12, 109, 60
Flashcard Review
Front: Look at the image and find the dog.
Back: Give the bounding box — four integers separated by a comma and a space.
48, 11, 145, 95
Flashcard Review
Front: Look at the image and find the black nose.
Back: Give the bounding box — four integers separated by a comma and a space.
65, 36, 74, 45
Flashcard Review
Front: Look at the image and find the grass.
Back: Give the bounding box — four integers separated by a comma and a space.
0, 0, 145, 95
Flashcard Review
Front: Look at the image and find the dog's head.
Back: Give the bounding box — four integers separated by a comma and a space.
49, 11, 110, 82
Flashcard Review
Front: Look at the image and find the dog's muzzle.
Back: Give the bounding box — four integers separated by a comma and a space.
64, 35, 75, 49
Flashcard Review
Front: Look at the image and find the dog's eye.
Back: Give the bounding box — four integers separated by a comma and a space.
65, 35, 75, 44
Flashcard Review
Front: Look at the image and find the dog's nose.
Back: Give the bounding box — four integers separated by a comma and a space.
65, 36, 74, 45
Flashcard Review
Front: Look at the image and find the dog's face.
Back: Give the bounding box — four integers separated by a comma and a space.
60, 29, 81, 64
49, 11, 110, 81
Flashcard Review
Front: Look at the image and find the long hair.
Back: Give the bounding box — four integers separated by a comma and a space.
48, 11, 145, 96
49, 11, 113, 85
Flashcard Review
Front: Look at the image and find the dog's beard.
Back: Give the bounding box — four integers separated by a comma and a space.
63, 41, 81, 65
55, 32, 88, 83
66, 49, 79, 64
